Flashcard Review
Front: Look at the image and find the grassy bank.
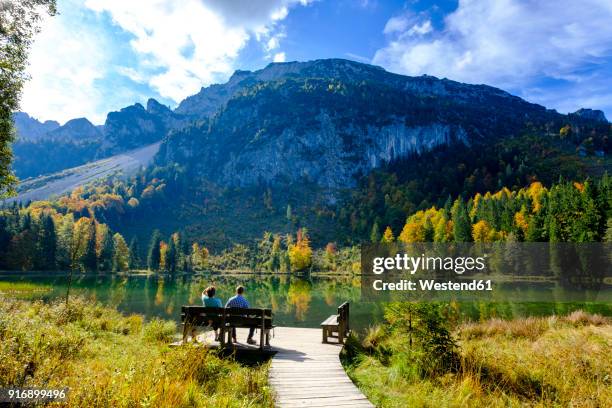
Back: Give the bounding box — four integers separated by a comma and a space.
0, 296, 273, 407
343, 306, 611, 407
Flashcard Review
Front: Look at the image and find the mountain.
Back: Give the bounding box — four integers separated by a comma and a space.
159, 59, 565, 190
100, 98, 186, 154
571, 108, 608, 123
47, 117, 102, 141
12, 112, 60, 140
9, 59, 609, 248
11, 99, 183, 179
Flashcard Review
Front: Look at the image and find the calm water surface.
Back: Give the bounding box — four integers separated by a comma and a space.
0, 272, 609, 332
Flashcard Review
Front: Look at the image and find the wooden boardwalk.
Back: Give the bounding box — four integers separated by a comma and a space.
198, 327, 373, 407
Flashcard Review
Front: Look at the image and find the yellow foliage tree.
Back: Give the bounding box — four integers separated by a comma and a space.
381, 226, 395, 243
472, 220, 492, 242
112, 233, 130, 271
288, 229, 312, 271
398, 221, 423, 243
514, 206, 530, 234
526, 181, 546, 213
191, 243, 209, 270
159, 241, 168, 271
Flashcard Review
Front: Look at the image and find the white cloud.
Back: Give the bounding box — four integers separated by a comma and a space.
374, 0, 612, 115
20, 6, 109, 124
84, 0, 308, 103
383, 15, 410, 34
273, 52, 286, 62
20, 0, 310, 123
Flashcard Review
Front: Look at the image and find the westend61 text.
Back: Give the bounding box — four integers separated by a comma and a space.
372, 279, 493, 292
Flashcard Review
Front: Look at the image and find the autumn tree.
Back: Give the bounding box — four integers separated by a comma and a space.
56, 214, 74, 269
191, 243, 209, 271
381, 226, 395, 243
96, 223, 114, 271
288, 228, 312, 271
112, 233, 130, 271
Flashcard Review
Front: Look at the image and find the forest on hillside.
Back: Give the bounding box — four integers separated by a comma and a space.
1, 175, 609, 273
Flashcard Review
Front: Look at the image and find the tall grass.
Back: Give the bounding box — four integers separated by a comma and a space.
343, 312, 611, 407
0, 296, 273, 407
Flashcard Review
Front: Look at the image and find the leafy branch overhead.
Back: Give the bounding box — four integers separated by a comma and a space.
0, 0, 56, 197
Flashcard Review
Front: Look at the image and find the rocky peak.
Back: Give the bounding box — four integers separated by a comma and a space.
48, 117, 101, 141
12, 112, 60, 140
146, 98, 172, 115
572, 108, 608, 123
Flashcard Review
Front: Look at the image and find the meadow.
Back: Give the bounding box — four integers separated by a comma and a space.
0, 294, 273, 407
343, 305, 611, 407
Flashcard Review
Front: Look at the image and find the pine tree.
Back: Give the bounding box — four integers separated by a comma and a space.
97, 225, 114, 271
39, 214, 56, 270
423, 218, 435, 242
0, 216, 10, 269
81, 219, 97, 271
269, 235, 282, 272
129, 237, 141, 269
147, 230, 162, 271
166, 237, 177, 274
370, 222, 381, 243
451, 199, 472, 242
172, 232, 185, 270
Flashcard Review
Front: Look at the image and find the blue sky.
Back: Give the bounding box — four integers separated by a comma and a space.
22, 0, 612, 124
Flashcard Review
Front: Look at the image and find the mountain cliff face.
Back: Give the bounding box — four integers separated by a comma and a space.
159, 59, 561, 190
100, 98, 185, 154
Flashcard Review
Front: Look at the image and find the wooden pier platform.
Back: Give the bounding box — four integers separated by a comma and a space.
196, 327, 373, 407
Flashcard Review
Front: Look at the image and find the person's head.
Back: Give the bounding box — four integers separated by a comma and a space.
206, 286, 216, 298
236, 285, 245, 295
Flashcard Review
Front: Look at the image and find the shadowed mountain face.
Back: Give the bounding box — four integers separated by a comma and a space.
12, 112, 60, 140
47, 117, 102, 141
11, 99, 181, 178
159, 59, 571, 190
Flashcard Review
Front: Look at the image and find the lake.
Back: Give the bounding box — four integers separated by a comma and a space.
0, 272, 610, 332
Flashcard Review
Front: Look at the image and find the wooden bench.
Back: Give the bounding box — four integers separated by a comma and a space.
181, 306, 273, 351
321, 302, 350, 344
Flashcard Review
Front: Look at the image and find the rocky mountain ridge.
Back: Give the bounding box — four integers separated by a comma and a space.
13, 59, 609, 183
159, 59, 608, 190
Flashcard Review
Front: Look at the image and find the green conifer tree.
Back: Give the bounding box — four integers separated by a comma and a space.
147, 230, 162, 271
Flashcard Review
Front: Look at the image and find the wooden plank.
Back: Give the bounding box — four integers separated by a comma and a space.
268, 327, 373, 408
320, 315, 338, 326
